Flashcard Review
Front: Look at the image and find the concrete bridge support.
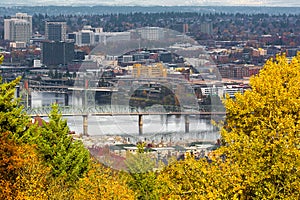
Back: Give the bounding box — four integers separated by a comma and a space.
139, 114, 143, 135
64, 93, 69, 106
185, 115, 189, 133
26, 92, 32, 108
83, 114, 88, 136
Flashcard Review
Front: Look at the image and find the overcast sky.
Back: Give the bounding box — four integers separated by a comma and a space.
2, 0, 300, 7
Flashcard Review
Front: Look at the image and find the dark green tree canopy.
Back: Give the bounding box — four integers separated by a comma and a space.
36, 104, 90, 182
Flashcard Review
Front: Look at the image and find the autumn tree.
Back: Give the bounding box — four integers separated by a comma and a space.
0, 131, 51, 200
157, 154, 234, 199
73, 160, 135, 200
0, 54, 3, 64
36, 104, 90, 183
157, 54, 300, 199
0, 64, 90, 198
0, 74, 50, 199
215, 53, 300, 199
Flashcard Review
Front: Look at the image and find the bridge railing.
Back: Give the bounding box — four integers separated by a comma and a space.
24, 104, 226, 116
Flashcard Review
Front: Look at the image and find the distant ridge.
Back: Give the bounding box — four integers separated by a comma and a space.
1, 6, 300, 16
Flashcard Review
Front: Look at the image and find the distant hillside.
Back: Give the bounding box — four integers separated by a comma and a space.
1, 6, 300, 16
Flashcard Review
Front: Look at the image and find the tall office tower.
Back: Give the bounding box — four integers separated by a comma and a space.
41, 41, 74, 67
45, 21, 67, 41
4, 13, 32, 43
15, 13, 32, 35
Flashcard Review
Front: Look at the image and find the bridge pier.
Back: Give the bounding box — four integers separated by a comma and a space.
64, 93, 69, 106
185, 115, 189, 133
83, 114, 88, 136
138, 114, 143, 135
26, 92, 32, 108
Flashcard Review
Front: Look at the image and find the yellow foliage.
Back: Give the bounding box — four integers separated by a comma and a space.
44, 177, 74, 200
1, 54, 299, 199
0, 132, 50, 200
73, 160, 135, 200
157, 157, 231, 199
216, 53, 300, 199
0, 55, 3, 64
156, 54, 300, 199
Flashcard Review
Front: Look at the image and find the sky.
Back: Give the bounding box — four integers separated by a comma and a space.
1, 0, 300, 7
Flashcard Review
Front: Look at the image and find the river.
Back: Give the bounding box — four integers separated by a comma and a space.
31, 92, 221, 144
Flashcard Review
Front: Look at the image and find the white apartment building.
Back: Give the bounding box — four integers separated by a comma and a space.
138, 27, 165, 41
96, 32, 131, 44
76, 30, 96, 46
4, 13, 32, 43
70, 26, 130, 46
15, 13, 32, 35
200, 85, 244, 98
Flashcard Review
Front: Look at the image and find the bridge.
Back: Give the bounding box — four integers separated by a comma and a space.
25, 105, 226, 135
22, 78, 226, 135
28, 85, 117, 93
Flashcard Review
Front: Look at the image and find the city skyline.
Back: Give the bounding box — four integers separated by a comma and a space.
2, 0, 300, 7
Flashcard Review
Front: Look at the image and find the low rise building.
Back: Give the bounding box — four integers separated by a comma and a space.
131, 63, 167, 78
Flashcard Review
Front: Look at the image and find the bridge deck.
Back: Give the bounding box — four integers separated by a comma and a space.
28, 111, 226, 117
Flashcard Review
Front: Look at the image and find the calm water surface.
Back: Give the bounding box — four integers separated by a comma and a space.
32, 92, 220, 143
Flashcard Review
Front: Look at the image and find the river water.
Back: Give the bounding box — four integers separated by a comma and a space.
31, 92, 221, 144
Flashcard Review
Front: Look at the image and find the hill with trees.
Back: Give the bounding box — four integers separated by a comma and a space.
0, 53, 299, 199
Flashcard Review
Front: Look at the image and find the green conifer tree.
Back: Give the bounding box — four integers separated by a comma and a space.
37, 104, 90, 182
0, 75, 33, 141
0, 72, 50, 199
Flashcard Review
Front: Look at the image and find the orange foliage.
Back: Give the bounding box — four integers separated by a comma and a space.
0, 132, 49, 199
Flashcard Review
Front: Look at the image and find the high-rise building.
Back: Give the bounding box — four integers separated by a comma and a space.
45, 21, 67, 41
41, 41, 74, 67
15, 13, 32, 35
4, 13, 32, 43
